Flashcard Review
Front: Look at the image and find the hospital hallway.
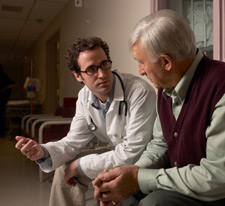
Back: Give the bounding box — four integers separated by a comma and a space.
0, 137, 51, 206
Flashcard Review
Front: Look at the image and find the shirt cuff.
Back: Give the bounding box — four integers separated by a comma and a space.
138, 168, 158, 194
77, 158, 85, 176
36, 145, 52, 166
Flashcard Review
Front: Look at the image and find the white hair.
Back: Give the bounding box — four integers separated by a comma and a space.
129, 9, 196, 62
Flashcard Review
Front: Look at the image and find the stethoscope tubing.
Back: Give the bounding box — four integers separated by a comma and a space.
88, 71, 127, 131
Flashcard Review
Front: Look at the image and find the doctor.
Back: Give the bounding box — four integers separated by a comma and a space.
15, 37, 156, 206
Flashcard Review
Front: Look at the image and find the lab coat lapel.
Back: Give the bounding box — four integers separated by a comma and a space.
106, 73, 126, 140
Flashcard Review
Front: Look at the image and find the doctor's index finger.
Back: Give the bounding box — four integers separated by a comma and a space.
15, 136, 25, 141
15, 136, 30, 149
15, 136, 31, 144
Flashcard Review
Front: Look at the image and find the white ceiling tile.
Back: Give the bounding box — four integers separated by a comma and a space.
22, 19, 49, 34
0, 40, 14, 50
0, 32, 17, 42
0, 18, 24, 32
16, 33, 40, 47
29, 1, 66, 21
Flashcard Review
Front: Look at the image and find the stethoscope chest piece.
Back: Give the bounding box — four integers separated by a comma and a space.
88, 122, 97, 131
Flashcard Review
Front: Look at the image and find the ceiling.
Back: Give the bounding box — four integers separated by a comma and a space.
0, 0, 70, 68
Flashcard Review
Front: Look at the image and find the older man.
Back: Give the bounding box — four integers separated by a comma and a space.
93, 10, 225, 206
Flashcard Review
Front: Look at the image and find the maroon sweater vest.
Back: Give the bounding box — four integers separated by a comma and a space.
158, 56, 225, 168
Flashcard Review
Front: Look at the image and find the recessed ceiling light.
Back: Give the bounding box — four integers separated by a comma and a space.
1, 4, 23, 12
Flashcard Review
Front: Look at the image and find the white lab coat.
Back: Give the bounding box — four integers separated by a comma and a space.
40, 71, 156, 179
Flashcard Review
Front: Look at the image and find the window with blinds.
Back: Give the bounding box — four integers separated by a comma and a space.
182, 0, 213, 58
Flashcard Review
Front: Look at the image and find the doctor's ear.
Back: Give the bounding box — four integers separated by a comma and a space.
160, 54, 172, 71
72, 71, 83, 83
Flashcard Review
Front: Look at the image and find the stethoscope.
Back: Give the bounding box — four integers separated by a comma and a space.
88, 71, 127, 131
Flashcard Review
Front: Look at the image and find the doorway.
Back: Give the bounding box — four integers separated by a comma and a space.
46, 31, 60, 114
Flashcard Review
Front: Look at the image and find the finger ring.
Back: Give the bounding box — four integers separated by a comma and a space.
112, 201, 117, 205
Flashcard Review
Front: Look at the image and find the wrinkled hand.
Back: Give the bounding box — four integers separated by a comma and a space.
64, 160, 79, 187
15, 136, 45, 160
92, 165, 140, 206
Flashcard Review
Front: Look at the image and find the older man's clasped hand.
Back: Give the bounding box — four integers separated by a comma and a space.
92, 165, 140, 206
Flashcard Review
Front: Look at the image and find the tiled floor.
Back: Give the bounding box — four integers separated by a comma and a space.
0, 137, 97, 206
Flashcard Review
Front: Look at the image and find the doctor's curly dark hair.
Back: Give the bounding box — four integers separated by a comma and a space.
65, 37, 111, 74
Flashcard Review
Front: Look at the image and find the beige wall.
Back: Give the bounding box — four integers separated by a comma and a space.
28, 0, 151, 108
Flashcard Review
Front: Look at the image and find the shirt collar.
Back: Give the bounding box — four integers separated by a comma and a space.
91, 74, 115, 110
163, 49, 204, 102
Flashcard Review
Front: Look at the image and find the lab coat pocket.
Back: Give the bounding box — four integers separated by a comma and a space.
114, 117, 126, 139
106, 111, 126, 143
